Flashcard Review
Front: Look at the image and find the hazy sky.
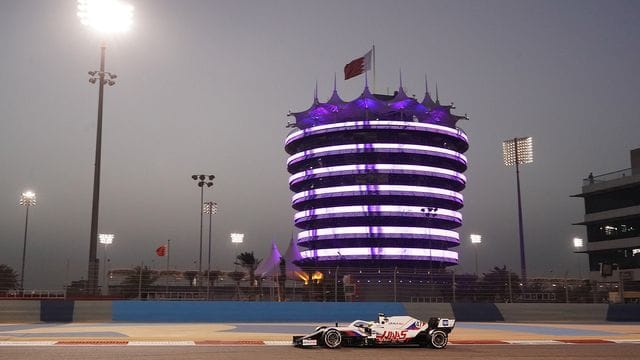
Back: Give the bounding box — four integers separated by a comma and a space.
1, 0, 639, 289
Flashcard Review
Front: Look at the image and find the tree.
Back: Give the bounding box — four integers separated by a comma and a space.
0, 264, 18, 291
227, 270, 246, 300
183, 271, 199, 287
235, 252, 262, 298
121, 266, 159, 298
479, 266, 521, 302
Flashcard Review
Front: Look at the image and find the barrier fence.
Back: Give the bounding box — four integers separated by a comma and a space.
3, 266, 637, 303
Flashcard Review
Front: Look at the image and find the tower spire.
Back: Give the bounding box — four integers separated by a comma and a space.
424, 74, 429, 94
314, 80, 318, 103
399, 68, 403, 89
333, 72, 337, 93
435, 82, 439, 104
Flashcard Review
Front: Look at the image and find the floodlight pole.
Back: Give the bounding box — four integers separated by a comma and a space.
20, 203, 32, 290
514, 138, 527, 284
474, 243, 479, 277
87, 43, 107, 295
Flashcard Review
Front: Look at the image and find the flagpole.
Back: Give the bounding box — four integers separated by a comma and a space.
372, 44, 376, 93
165, 239, 170, 296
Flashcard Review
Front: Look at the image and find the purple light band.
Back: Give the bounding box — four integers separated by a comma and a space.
285, 120, 468, 147
289, 164, 466, 186
297, 226, 459, 242
299, 247, 459, 262
287, 143, 467, 167
294, 205, 462, 222
292, 185, 463, 204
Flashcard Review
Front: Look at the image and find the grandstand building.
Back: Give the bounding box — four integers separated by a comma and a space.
573, 148, 640, 295
285, 77, 469, 269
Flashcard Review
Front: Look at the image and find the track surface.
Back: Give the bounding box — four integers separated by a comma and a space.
1, 344, 639, 360
2, 322, 640, 342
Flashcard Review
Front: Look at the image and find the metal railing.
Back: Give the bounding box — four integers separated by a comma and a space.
583, 168, 633, 186
0, 289, 66, 299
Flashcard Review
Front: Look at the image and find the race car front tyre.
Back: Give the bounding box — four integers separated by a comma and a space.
429, 330, 448, 349
322, 329, 342, 349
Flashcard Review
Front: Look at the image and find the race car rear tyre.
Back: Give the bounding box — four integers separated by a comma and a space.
429, 330, 448, 349
322, 329, 342, 349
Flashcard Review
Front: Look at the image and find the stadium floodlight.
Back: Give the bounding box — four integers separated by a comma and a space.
573, 237, 584, 248
98, 233, 114, 295
19, 191, 37, 290
502, 137, 533, 166
230, 233, 244, 244
502, 136, 534, 284
470, 234, 482, 244
191, 174, 215, 274
78, 0, 134, 295
77, 0, 134, 33
99, 233, 115, 245
470, 234, 482, 276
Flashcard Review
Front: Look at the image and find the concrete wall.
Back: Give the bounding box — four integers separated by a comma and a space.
0, 300, 40, 322
2, 301, 640, 323
73, 301, 113, 322
495, 303, 609, 322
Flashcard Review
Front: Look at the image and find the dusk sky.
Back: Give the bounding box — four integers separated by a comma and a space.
1, 0, 639, 289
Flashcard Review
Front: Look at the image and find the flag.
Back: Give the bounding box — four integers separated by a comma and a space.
155, 245, 167, 257
344, 49, 372, 80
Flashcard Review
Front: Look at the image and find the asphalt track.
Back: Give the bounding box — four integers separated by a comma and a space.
2, 321, 640, 342
1, 322, 640, 359
1, 344, 640, 360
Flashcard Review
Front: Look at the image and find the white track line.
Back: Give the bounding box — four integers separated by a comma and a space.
127, 341, 196, 346
264, 340, 293, 346
505, 340, 565, 345
0, 341, 57, 346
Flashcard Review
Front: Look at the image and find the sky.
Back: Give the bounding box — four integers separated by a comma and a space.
1, 0, 639, 289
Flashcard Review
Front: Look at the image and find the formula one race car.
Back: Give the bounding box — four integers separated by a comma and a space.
293, 313, 455, 349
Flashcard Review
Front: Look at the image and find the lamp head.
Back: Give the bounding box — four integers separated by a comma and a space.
77, 0, 134, 34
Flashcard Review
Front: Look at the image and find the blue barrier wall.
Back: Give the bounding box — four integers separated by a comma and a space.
451, 303, 504, 322
607, 304, 640, 322
112, 301, 406, 322
3, 301, 640, 323
40, 300, 74, 322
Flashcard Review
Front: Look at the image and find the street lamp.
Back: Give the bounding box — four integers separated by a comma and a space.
99, 233, 114, 295
78, 0, 134, 295
503, 136, 533, 284
192, 175, 215, 275
203, 201, 218, 298
19, 191, 36, 290
573, 237, 584, 248
573, 237, 585, 279
470, 234, 482, 277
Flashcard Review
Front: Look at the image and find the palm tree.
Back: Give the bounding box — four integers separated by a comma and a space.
205, 270, 224, 299
480, 266, 521, 302
0, 264, 18, 291
183, 271, 199, 287
235, 252, 262, 300
121, 266, 159, 298
235, 252, 262, 287
227, 270, 246, 300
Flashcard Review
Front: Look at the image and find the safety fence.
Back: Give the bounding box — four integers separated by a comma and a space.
1, 266, 630, 304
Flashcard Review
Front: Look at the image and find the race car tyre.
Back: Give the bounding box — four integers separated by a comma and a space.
428, 330, 448, 349
322, 329, 342, 349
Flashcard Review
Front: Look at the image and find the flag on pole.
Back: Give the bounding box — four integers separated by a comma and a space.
344, 49, 373, 80
156, 245, 167, 257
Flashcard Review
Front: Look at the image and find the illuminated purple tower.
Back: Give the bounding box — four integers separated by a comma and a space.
285, 77, 468, 269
